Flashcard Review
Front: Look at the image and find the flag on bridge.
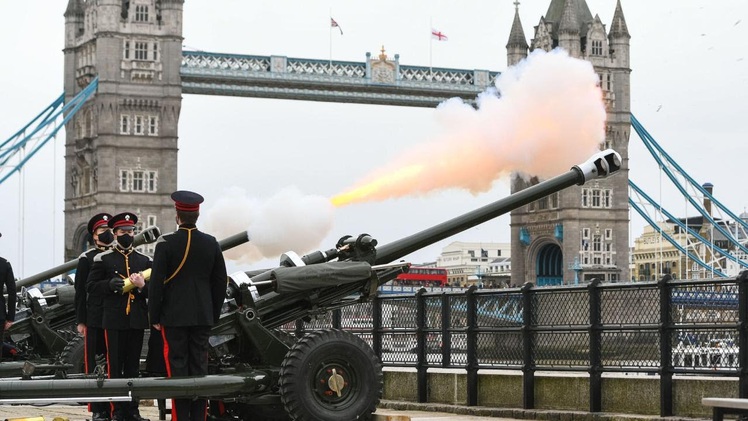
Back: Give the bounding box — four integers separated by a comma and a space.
331, 17, 343, 35
431, 28, 448, 41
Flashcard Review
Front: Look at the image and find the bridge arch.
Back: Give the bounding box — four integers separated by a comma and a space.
534, 242, 563, 286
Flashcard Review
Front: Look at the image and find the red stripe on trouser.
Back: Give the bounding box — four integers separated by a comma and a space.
161, 327, 176, 421
104, 329, 114, 417
84, 328, 91, 413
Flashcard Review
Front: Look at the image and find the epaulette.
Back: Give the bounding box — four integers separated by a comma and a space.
93, 249, 115, 262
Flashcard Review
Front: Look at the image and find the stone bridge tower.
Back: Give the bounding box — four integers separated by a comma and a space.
63, 0, 184, 260
507, 0, 631, 285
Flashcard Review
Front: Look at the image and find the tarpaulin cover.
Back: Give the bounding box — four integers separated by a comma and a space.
272, 261, 372, 294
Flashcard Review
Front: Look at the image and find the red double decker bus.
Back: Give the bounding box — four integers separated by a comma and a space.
394, 267, 448, 287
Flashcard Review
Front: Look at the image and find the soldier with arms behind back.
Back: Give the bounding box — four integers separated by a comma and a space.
149, 191, 227, 421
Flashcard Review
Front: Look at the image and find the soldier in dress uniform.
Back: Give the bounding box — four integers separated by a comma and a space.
87, 212, 151, 421
75, 212, 114, 421
0, 232, 16, 362
149, 191, 227, 421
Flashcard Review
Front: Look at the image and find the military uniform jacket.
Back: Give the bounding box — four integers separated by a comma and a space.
148, 224, 227, 327
74, 247, 107, 327
87, 247, 152, 330
0, 257, 15, 322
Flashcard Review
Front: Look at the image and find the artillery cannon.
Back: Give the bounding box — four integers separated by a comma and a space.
0, 150, 622, 421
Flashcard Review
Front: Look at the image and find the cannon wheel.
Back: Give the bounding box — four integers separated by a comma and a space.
279, 329, 382, 421
60, 335, 86, 374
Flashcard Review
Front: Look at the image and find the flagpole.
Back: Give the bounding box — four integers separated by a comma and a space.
329, 8, 333, 74
429, 17, 433, 81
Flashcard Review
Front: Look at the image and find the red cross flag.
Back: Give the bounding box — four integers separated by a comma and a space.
331, 17, 343, 35
431, 28, 448, 41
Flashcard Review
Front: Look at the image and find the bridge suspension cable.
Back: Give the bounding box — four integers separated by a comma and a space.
631, 114, 748, 256
0, 77, 98, 186
629, 115, 748, 278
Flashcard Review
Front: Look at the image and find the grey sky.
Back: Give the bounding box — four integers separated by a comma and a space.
0, 1, 746, 278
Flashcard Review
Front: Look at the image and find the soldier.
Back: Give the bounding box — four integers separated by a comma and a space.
0, 232, 16, 362
149, 191, 227, 421
75, 212, 114, 421
88, 212, 151, 421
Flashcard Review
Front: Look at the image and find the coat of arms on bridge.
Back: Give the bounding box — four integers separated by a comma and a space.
370, 46, 396, 84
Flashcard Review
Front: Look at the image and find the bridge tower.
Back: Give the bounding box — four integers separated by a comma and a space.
508, 0, 631, 285
63, 0, 184, 260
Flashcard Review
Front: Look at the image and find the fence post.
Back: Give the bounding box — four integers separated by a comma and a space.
466, 285, 478, 406
658, 275, 673, 417
588, 279, 602, 413
521, 282, 535, 410
415, 288, 428, 403
372, 295, 382, 357
738, 271, 748, 398
441, 293, 451, 368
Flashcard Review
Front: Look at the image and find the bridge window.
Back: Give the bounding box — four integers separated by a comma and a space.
135, 42, 148, 60
134, 115, 144, 135
120, 115, 131, 134
119, 169, 158, 193
550, 192, 559, 209
582, 228, 590, 239
123, 41, 130, 59
593, 235, 602, 252
605, 229, 612, 240
581, 188, 612, 208
148, 116, 159, 136
152, 42, 158, 61
135, 5, 149, 22
591, 40, 603, 56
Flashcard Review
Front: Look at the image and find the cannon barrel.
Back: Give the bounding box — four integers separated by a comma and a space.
0, 373, 268, 404
375, 149, 622, 264
15, 226, 162, 289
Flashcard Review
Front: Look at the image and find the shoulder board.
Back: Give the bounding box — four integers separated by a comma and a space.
79, 247, 97, 259
93, 249, 114, 262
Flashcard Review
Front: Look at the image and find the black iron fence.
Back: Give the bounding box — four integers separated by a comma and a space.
285, 273, 748, 416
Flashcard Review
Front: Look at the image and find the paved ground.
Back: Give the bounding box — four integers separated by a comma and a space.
1, 403, 514, 421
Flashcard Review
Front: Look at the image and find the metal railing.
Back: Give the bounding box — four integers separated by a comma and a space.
287, 273, 748, 416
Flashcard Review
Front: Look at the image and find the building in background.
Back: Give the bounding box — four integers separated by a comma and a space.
436, 241, 511, 288
63, 0, 183, 260
508, 0, 631, 286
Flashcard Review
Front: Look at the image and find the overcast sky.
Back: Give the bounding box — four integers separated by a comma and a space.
1, 0, 746, 278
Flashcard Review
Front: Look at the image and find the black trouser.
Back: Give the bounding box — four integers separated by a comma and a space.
162, 326, 210, 421
105, 328, 144, 418
86, 326, 110, 415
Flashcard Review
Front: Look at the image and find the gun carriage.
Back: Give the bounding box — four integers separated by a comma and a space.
0, 150, 622, 421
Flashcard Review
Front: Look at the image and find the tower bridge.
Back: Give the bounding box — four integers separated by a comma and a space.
180, 50, 499, 107
5, 0, 743, 285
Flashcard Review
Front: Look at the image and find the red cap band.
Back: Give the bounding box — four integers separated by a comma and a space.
175, 202, 200, 212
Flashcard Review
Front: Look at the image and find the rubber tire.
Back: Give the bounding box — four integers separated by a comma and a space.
60, 335, 86, 374
279, 329, 382, 421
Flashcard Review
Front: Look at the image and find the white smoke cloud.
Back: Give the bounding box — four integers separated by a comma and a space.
333, 48, 607, 204
202, 186, 334, 264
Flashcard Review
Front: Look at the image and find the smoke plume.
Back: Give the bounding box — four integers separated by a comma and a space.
202, 186, 334, 265
331, 49, 606, 207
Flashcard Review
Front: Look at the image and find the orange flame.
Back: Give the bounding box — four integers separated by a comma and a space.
331, 164, 425, 207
